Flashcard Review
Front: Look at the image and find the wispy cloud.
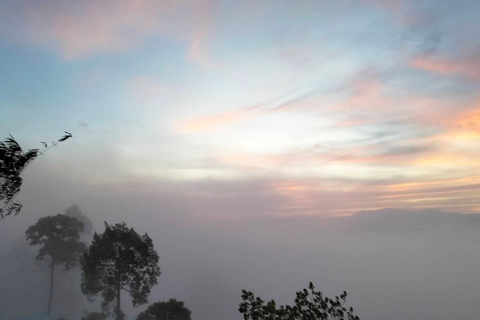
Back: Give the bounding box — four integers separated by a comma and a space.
176, 105, 262, 133
334, 77, 387, 111
175, 87, 317, 133
0, 0, 213, 60
453, 107, 480, 136
410, 55, 480, 81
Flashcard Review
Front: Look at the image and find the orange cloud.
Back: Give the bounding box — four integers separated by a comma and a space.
410, 55, 480, 81
453, 107, 480, 136
5, 0, 213, 60
176, 105, 262, 133
266, 173, 480, 217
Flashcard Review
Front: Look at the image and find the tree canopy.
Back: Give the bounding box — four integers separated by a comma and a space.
81, 222, 161, 320
239, 282, 360, 320
80, 311, 109, 320
25, 214, 85, 315
136, 299, 192, 320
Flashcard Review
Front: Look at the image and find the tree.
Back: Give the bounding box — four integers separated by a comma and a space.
80, 311, 109, 320
81, 222, 161, 320
136, 299, 192, 320
25, 214, 86, 315
239, 282, 360, 320
0, 133, 72, 219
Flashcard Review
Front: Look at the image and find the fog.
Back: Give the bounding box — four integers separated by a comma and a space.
1, 165, 479, 320
2, 1, 480, 319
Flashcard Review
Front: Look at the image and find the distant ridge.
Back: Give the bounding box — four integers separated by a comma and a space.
346, 208, 480, 232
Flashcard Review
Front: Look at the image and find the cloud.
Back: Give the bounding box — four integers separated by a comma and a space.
335, 78, 387, 111
176, 74, 390, 134
410, 55, 480, 81
452, 107, 480, 137
0, 0, 213, 60
176, 105, 263, 133
187, 0, 214, 65
175, 87, 316, 133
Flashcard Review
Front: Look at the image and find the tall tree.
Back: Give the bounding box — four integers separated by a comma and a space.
25, 214, 85, 315
239, 282, 360, 320
81, 222, 161, 320
136, 299, 192, 320
0, 133, 72, 219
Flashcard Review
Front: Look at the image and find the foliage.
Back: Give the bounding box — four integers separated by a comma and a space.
26, 214, 86, 268
239, 282, 360, 320
136, 299, 192, 320
26, 214, 86, 315
80, 311, 109, 320
81, 222, 161, 320
0, 132, 72, 219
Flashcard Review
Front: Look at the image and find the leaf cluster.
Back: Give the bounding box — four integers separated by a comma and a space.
0, 136, 38, 217
25, 214, 86, 269
81, 222, 161, 308
136, 299, 192, 320
80, 311, 109, 320
0, 132, 72, 219
239, 282, 360, 320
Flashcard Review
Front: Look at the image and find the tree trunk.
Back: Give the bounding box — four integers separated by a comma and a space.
47, 260, 55, 315
116, 288, 121, 320
116, 273, 123, 320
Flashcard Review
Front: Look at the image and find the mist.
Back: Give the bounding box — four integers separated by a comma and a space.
1, 162, 479, 320
2, 1, 480, 319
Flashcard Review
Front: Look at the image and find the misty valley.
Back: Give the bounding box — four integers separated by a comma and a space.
1, 205, 479, 320
2, 1, 480, 320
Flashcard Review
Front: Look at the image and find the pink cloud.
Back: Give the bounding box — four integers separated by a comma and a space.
265, 174, 480, 216
440, 102, 480, 140
410, 55, 480, 81
3, 0, 213, 60
176, 75, 393, 134
187, 0, 214, 65
175, 88, 316, 133
176, 105, 262, 133
337, 78, 387, 110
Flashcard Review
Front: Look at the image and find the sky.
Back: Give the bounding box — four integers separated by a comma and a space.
1, 2, 480, 320
1, 0, 480, 218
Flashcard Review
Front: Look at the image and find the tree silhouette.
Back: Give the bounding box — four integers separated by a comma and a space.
81, 222, 161, 320
0, 133, 72, 219
136, 299, 192, 320
239, 282, 360, 320
25, 214, 85, 315
80, 311, 109, 320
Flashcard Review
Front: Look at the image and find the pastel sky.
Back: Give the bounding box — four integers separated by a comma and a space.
1, 0, 480, 218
